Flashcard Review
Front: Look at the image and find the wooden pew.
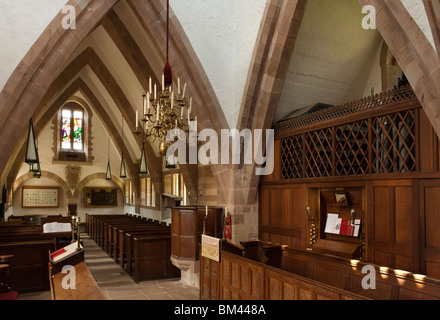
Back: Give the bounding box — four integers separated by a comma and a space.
86, 214, 176, 283
50, 260, 105, 300
0, 240, 54, 292
122, 229, 172, 274
132, 234, 180, 283
115, 225, 169, 265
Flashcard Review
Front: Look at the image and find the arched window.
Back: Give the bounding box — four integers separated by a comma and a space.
61, 107, 84, 151
55, 100, 91, 163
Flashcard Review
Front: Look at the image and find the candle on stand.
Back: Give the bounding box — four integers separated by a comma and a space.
206, 205, 208, 217
171, 92, 174, 109
149, 77, 152, 94
154, 84, 157, 100
178, 78, 181, 95
147, 92, 150, 113
156, 105, 160, 121
136, 110, 139, 129
143, 95, 147, 115
182, 83, 187, 99
181, 107, 184, 119
162, 74, 165, 91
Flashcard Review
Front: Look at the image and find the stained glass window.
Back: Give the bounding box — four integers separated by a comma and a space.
61, 108, 83, 151
73, 111, 83, 150
62, 109, 72, 149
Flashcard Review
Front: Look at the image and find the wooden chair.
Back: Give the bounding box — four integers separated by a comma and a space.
0, 255, 18, 300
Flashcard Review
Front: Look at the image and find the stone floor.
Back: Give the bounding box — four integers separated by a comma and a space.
18, 234, 199, 300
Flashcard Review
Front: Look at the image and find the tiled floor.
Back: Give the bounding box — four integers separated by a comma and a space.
18, 234, 199, 300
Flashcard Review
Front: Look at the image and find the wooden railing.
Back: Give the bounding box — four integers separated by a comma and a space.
201, 240, 440, 300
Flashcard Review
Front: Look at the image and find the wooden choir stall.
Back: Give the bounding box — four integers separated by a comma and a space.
199, 85, 440, 300
48, 241, 105, 300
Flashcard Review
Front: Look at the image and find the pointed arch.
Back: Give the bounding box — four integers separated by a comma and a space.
0, 0, 119, 185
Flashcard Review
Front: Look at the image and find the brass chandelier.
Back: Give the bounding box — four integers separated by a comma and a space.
134, 0, 193, 157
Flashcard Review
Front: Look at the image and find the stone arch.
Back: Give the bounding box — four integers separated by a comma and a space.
380, 41, 403, 92
73, 173, 124, 200
0, 0, 119, 185
12, 170, 73, 201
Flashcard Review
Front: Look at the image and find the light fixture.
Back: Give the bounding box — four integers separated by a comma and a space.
106, 160, 112, 180
106, 135, 112, 180
134, 0, 194, 156
120, 116, 127, 179
29, 162, 41, 179
25, 118, 39, 165
139, 144, 148, 175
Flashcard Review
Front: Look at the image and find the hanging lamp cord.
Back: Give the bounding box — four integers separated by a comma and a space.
163, 0, 172, 87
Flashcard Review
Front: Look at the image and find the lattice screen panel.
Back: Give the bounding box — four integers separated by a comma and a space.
335, 121, 369, 176
281, 135, 303, 179
280, 109, 417, 180
304, 128, 333, 178
372, 110, 416, 174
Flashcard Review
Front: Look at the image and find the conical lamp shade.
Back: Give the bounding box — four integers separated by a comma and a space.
139, 145, 148, 174
25, 119, 39, 164
120, 153, 127, 178
106, 160, 112, 180
29, 162, 41, 178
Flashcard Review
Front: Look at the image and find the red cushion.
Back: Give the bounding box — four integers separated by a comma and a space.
0, 291, 18, 300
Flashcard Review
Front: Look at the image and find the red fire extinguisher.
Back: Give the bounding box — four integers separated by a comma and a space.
225, 211, 232, 240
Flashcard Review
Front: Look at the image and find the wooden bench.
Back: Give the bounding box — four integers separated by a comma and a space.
132, 234, 180, 283
86, 214, 178, 283
0, 240, 54, 292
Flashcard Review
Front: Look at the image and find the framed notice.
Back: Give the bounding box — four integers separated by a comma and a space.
22, 187, 59, 208
84, 187, 117, 208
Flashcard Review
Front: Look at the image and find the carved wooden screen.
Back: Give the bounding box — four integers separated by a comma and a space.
280, 109, 417, 179
335, 120, 369, 176
304, 128, 333, 178
281, 135, 303, 179
371, 110, 416, 174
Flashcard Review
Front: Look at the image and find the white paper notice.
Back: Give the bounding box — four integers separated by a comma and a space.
353, 219, 361, 237
325, 213, 340, 234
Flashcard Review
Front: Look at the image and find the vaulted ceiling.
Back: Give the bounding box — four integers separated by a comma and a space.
0, 0, 427, 195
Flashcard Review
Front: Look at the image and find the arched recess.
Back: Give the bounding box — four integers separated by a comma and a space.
380, 41, 403, 92
0, 0, 224, 212
73, 173, 125, 200
0, 0, 119, 184
358, 0, 440, 138
12, 171, 73, 202
3, 77, 142, 204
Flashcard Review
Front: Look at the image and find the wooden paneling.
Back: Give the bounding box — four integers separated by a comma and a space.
262, 94, 440, 280
419, 109, 439, 172
367, 180, 418, 272
259, 184, 306, 247
200, 256, 220, 300
420, 180, 440, 279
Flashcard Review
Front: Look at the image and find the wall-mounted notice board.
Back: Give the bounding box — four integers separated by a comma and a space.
84, 187, 117, 208
22, 186, 59, 208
